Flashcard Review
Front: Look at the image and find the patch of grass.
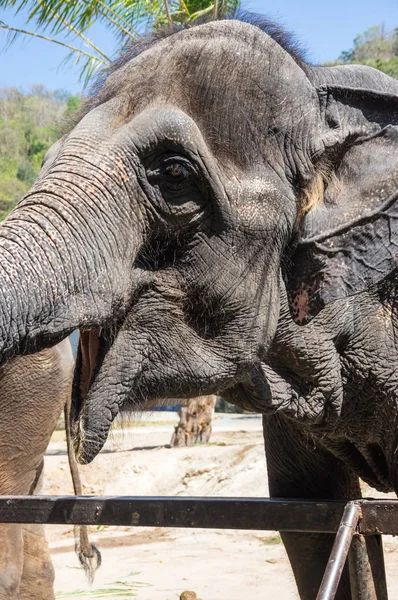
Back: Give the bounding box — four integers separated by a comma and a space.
259, 534, 282, 545
56, 587, 136, 597
56, 573, 151, 598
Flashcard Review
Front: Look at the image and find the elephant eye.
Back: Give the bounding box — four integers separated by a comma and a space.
163, 162, 191, 182
158, 157, 196, 193
146, 155, 199, 199
144, 153, 206, 222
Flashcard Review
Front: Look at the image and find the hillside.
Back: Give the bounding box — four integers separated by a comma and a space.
0, 86, 77, 221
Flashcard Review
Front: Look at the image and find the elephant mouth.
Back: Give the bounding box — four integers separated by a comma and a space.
70, 312, 261, 464
71, 328, 110, 462
78, 329, 101, 400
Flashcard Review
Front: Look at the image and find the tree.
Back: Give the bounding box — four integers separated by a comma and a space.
171, 395, 217, 447
0, 0, 240, 86
0, 86, 68, 220
336, 24, 398, 79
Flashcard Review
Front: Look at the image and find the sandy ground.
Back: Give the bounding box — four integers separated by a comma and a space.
41, 413, 398, 600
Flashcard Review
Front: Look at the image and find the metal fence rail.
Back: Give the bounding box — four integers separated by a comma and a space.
0, 495, 347, 531
0, 495, 396, 600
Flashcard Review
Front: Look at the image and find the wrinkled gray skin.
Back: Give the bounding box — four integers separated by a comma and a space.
1, 18, 398, 599
0, 340, 72, 600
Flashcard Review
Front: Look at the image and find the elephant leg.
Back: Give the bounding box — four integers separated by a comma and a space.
19, 462, 55, 600
263, 414, 361, 600
0, 524, 24, 599
0, 344, 72, 600
348, 534, 388, 600
19, 523, 55, 600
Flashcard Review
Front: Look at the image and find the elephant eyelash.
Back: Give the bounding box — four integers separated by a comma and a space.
162, 163, 192, 184
147, 156, 197, 181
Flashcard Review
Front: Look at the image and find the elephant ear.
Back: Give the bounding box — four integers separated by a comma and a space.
286, 84, 398, 323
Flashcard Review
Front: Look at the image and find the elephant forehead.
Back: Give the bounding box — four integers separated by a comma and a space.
128, 26, 310, 114
96, 21, 317, 164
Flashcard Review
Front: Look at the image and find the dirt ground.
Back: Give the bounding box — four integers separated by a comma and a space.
42, 413, 398, 600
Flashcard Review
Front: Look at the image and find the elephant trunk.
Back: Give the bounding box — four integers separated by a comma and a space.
0, 188, 133, 361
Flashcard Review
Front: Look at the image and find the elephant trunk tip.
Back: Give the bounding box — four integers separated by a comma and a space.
73, 428, 106, 465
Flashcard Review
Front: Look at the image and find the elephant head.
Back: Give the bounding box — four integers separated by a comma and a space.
1, 17, 398, 473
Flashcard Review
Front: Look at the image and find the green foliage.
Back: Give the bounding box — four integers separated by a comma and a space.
151, 0, 239, 29
359, 57, 398, 78
66, 95, 81, 114
339, 25, 398, 63
0, 86, 68, 220
336, 24, 398, 79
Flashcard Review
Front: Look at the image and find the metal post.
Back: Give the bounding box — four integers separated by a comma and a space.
316, 502, 361, 600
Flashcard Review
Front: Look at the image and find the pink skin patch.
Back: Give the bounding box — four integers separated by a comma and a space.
295, 288, 310, 322
289, 282, 316, 324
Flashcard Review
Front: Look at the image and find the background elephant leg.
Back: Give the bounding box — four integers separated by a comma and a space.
19, 463, 55, 600
0, 524, 24, 599
0, 343, 73, 600
19, 523, 55, 600
263, 414, 361, 600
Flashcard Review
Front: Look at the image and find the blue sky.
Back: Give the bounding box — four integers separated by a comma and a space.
1, 0, 398, 94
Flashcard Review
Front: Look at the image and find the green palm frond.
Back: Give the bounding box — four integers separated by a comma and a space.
0, 21, 105, 63
60, 49, 105, 87
0, 0, 241, 84
188, 4, 215, 20
84, 0, 140, 42
36, 1, 110, 60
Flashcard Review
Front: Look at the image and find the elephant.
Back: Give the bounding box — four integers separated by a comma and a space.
171, 395, 216, 447
0, 340, 100, 599
1, 12, 398, 599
